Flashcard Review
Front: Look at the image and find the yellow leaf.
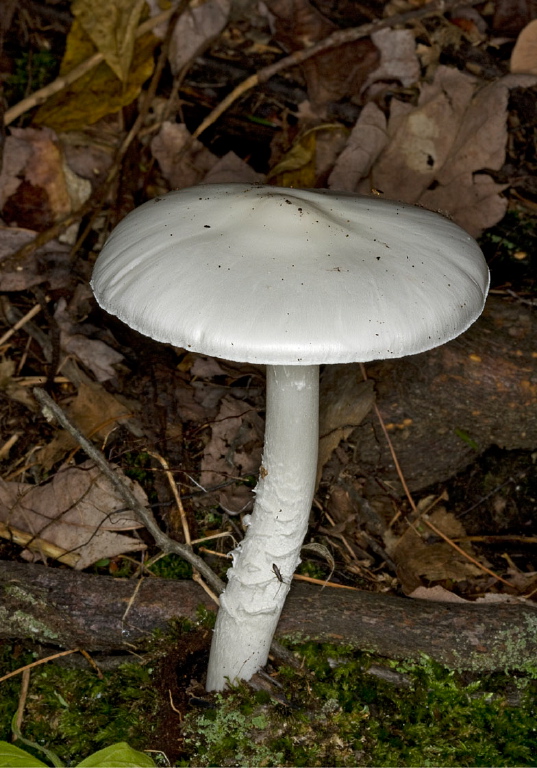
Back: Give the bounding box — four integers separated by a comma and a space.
34, 20, 157, 132
268, 124, 346, 188
72, 0, 146, 82
268, 132, 317, 188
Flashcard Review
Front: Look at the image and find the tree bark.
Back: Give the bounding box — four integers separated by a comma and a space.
1, 561, 536, 672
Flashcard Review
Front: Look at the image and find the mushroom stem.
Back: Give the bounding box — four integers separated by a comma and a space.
206, 364, 319, 691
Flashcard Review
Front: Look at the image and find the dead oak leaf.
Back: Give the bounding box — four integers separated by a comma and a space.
0, 227, 71, 292
54, 298, 123, 382
151, 122, 218, 190
390, 508, 483, 594
265, 0, 379, 107
37, 381, 135, 470
0, 461, 147, 569
200, 395, 264, 514
330, 66, 537, 236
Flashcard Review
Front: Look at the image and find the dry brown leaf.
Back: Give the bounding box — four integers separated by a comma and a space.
318, 368, 374, 483
0, 227, 71, 292
202, 152, 265, 184
0, 461, 147, 569
151, 122, 218, 189
511, 19, 537, 73
328, 102, 388, 192
37, 381, 135, 470
168, 0, 232, 74
0, 127, 90, 231
0, 358, 37, 411
265, 0, 379, 106
409, 585, 469, 602
200, 395, 264, 514
54, 298, 124, 382
364, 28, 420, 91
390, 508, 483, 594
269, 124, 348, 187
331, 66, 537, 236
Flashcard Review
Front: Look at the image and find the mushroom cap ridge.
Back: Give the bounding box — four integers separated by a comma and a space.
91, 184, 490, 365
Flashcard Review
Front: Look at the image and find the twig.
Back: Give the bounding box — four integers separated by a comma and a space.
12, 669, 30, 741
1, 1, 189, 274
4, 7, 181, 125
359, 366, 514, 589
148, 451, 191, 546
188, 0, 482, 147
0, 304, 42, 347
0, 521, 80, 567
32, 387, 225, 594
0, 649, 80, 684
32, 388, 301, 669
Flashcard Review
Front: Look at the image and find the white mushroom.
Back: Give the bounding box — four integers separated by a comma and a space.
91, 184, 490, 691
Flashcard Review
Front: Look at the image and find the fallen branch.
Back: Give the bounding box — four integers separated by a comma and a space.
32, 387, 224, 595
188, 0, 485, 145
1, 561, 535, 672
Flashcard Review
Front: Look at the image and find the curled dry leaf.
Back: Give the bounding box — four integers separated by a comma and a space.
200, 395, 264, 514
0, 227, 71, 292
0, 127, 91, 231
54, 297, 124, 382
0, 460, 147, 569
0, 357, 37, 412
511, 19, 537, 74
389, 508, 484, 594
168, 0, 232, 74
331, 66, 537, 236
151, 122, 218, 189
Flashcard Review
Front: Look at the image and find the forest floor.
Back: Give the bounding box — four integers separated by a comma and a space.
1, 0, 537, 765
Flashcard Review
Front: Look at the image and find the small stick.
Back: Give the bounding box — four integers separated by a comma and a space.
148, 451, 191, 546
12, 669, 30, 741
0, 649, 80, 684
0, 433, 20, 461
187, 0, 483, 148
32, 387, 225, 594
0, 305, 42, 347
4, 7, 180, 125
0, 521, 80, 567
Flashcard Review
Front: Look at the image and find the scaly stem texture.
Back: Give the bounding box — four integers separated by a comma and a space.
206, 364, 319, 690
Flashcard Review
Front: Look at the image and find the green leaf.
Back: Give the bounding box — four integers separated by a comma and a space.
76, 742, 156, 767
0, 741, 49, 768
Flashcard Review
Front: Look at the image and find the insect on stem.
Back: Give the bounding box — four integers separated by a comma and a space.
272, 563, 286, 583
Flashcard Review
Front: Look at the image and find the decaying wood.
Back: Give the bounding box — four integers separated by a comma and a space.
1, 561, 536, 672
332, 295, 537, 492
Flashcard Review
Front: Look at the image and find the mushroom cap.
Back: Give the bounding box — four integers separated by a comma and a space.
91, 184, 489, 365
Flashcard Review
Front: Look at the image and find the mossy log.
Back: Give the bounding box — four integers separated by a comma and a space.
1, 561, 536, 672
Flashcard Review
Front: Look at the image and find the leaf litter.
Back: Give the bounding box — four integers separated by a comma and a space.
0, 0, 536, 614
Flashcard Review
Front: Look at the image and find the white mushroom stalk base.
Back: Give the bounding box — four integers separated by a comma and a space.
206, 364, 319, 691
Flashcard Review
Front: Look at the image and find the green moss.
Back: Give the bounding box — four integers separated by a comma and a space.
149, 554, 192, 580
183, 644, 537, 766
0, 644, 158, 765
2, 635, 536, 767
